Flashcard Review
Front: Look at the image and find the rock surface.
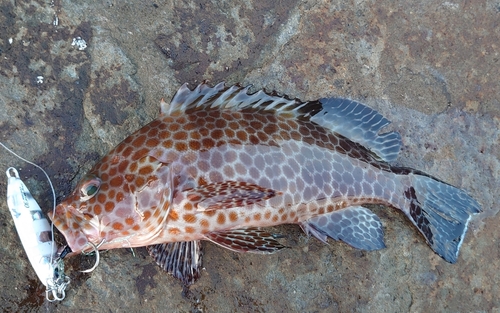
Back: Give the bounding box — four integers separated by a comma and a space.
0, 0, 498, 312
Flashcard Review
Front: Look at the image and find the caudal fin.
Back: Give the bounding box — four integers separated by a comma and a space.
401, 172, 481, 263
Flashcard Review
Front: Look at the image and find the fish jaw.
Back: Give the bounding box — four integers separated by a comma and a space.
50, 200, 100, 254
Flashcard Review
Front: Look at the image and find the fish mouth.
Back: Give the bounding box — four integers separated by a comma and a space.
49, 203, 97, 254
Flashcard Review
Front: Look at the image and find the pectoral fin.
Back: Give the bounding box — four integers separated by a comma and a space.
147, 240, 203, 285
303, 206, 386, 251
186, 181, 279, 211
205, 228, 285, 254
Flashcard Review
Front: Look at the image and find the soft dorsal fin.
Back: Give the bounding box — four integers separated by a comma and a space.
312, 98, 402, 162
163, 82, 402, 162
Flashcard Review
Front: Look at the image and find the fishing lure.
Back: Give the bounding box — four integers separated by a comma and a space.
5, 167, 69, 301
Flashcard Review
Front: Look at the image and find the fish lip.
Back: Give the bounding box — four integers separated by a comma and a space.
49, 202, 93, 254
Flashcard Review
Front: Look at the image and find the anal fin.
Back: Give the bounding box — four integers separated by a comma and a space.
304, 206, 386, 251
147, 240, 203, 285
205, 228, 285, 254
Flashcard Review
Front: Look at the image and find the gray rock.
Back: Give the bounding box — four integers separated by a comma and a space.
0, 0, 498, 312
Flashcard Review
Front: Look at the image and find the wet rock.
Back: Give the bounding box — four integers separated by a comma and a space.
0, 0, 498, 312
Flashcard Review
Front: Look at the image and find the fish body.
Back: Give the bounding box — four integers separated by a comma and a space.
50, 83, 481, 284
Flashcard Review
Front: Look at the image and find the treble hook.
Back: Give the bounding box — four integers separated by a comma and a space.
80, 240, 104, 273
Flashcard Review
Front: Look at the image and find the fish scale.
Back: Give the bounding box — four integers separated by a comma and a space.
50, 82, 481, 286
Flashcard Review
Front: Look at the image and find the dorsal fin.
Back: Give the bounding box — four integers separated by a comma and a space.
163, 82, 401, 162
162, 81, 309, 116
312, 98, 402, 162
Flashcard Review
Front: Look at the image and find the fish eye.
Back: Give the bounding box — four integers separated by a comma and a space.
79, 174, 102, 201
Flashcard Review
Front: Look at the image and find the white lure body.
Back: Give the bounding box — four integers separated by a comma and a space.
5, 167, 58, 287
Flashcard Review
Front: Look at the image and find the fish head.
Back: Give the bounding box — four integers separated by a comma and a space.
51, 174, 103, 254
50, 136, 175, 254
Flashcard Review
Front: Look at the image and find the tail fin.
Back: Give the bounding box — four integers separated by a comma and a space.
401, 171, 481, 263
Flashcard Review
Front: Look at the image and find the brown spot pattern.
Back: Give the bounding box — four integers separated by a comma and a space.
54, 86, 404, 258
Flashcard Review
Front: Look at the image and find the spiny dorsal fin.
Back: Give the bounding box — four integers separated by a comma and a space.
164, 82, 401, 162
162, 81, 310, 116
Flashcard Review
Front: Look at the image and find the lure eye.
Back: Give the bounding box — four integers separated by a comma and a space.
79, 175, 102, 201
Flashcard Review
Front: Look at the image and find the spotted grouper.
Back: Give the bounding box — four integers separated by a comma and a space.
50, 82, 481, 284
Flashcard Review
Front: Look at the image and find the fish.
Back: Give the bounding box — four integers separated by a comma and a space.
49, 82, 481, 285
